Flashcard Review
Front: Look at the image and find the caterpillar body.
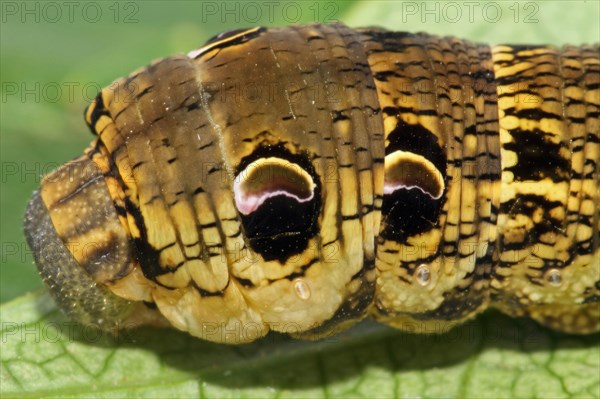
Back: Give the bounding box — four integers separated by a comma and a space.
24, 23, 600, 344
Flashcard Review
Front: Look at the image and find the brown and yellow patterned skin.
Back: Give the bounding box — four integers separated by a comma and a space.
24, 23, 599, 343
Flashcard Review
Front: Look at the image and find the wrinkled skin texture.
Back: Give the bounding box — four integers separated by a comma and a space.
24, 23, 599, 343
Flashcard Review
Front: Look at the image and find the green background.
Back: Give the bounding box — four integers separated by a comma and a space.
1, 1, 599, 398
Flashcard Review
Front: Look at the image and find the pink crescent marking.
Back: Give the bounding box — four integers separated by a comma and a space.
233, 180, 315, 215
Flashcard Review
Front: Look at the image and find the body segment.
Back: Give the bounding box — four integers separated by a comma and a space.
492, 43, 600, 333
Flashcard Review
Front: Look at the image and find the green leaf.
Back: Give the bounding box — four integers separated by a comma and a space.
1, 291, 598, 398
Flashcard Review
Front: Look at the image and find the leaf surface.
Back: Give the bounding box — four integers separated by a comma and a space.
1, 291, 598, 398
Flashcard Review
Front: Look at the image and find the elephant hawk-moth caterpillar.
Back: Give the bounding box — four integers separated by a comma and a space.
24, 23, 599, 344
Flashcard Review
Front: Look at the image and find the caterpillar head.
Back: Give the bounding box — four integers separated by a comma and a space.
24, 155, 138, 330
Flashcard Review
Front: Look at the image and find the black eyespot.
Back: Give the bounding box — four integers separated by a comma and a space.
385, 119, 446, 172
380, 121, 447, 243
233, 144, 321, 263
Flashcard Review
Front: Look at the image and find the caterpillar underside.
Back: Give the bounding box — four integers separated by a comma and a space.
24, 23, 600, 344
